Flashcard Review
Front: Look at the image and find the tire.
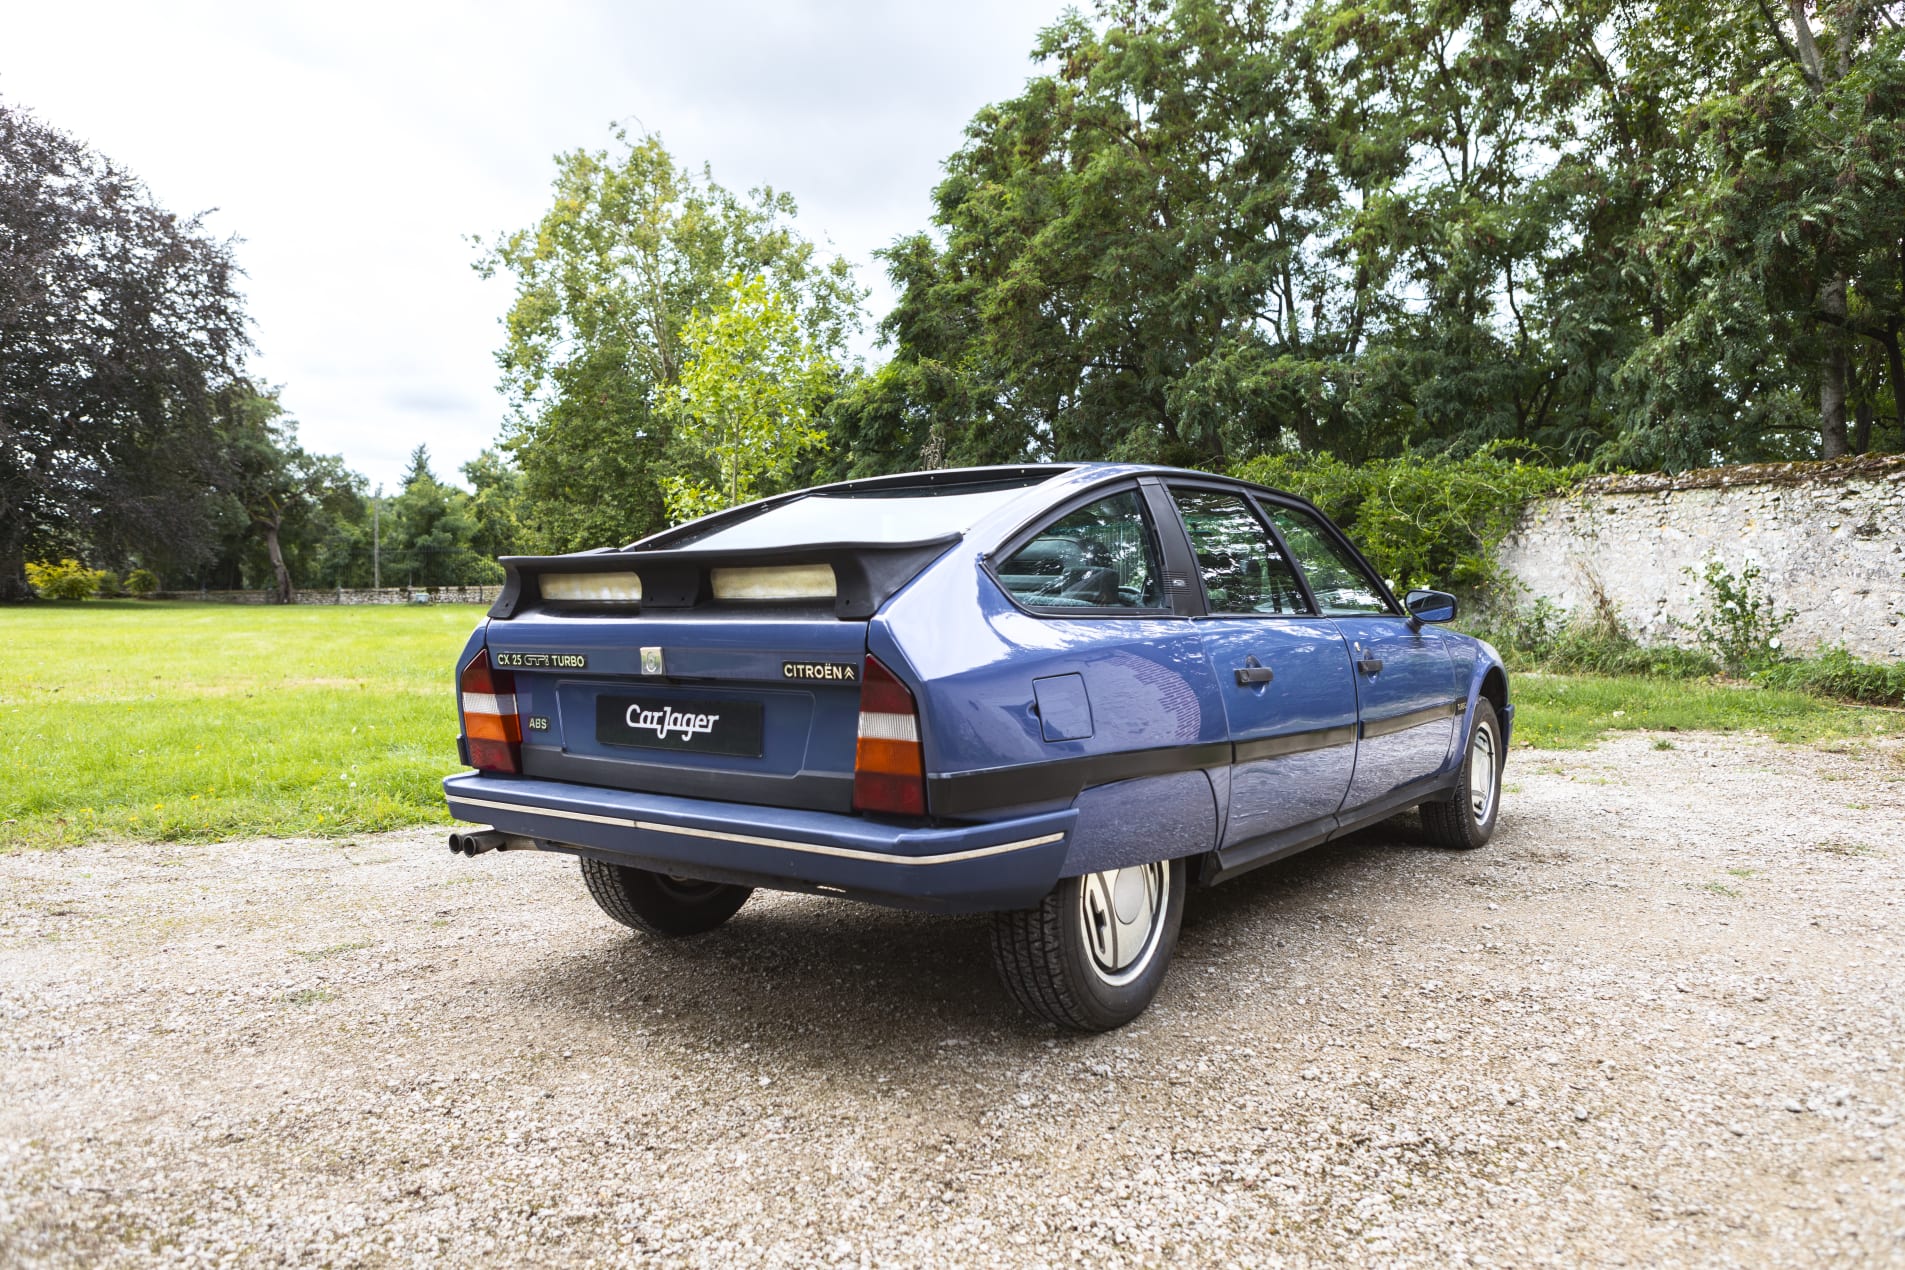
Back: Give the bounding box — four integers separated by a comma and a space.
1420, 698, 1503, 851
990, 858, 1185, 1032
579, 858, 752, 936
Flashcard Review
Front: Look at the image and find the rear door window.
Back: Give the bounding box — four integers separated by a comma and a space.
1170, 489, 1312, 615
996, 490, 1166, 611
1264, 504, 1393, 615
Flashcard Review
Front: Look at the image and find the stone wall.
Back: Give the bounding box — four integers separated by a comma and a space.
164, 586, 501, 606
1498, 455, 1905, 661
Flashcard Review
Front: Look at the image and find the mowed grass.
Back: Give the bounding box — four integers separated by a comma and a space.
1, 603, 1897, 850
2, 602, 479, 849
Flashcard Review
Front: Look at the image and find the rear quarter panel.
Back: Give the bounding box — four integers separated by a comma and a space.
875, 541, 1227, 871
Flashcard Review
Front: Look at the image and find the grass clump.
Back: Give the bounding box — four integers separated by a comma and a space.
1468, 594, 1718, 679
1755, 647, 1905, 707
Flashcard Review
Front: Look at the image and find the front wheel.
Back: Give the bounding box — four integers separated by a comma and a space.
1420, 699, 1503, 850
579, 858, 752, 936
990, 858, 1186, 1031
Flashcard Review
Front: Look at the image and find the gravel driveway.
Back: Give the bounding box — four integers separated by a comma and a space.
2, 732, 1902, 1267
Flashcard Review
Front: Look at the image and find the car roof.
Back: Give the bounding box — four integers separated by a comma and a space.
801, 461, 1294, 500
627, 462, 1311, 555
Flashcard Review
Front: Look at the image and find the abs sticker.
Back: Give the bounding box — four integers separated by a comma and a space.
782, 661, 858, 682
493, 651, 588, 670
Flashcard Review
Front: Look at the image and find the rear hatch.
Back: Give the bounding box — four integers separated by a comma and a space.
474, 470, 1065, 814
492, 603, 873, 812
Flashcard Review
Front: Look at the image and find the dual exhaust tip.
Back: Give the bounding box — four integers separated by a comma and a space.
446, 829, 540, 857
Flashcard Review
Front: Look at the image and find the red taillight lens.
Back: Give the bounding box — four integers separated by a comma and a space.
852, 654, 926, 816
459, 648, 521, 774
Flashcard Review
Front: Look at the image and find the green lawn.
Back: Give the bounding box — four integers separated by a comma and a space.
2, 602, 478, 849
1, 602, 1897, 850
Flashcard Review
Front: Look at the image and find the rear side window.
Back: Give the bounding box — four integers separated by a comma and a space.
996, 491, 1165, 612
1171, 489, 1311, 615
1266, 505, 1392, 615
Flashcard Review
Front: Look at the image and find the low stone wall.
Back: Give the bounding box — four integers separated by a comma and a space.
1498, 455, 1905, 661
296, 586, 501, 606
166, 586, 501, 606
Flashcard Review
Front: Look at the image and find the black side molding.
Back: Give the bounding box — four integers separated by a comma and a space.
928, 741, 1233, 818
1360, 699, 1465, 740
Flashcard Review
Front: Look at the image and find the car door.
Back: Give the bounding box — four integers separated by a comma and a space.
1164, 484, 1359, 848
1262, 501, 1464, 809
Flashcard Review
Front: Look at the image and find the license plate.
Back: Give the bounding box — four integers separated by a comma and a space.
595, 695, 764, 757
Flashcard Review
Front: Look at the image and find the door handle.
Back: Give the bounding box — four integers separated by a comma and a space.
1234, 656, 1274, 686
1357, 657, 1384, 675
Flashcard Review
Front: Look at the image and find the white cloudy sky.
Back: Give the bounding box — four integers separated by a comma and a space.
4, 1, 1072, 491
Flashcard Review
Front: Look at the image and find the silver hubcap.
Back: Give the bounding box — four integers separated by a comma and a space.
1468, 722, 1497, 823
1079, 862, 1167, 986
656, 874, 725, 902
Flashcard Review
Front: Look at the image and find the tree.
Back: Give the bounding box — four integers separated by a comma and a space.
384, 447, 487, 587
658, 274, 838, 519
213, 384, 368, 602
0, 101, 249, 600
1622, 0, 1905, 462
856, 0, 1902, 476
475, 128, 862, 552
461, 448, 527, 565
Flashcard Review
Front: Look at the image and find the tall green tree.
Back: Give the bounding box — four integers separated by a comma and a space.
1619, 0, 1905, 464
461, 448, 527, 565
0, 100, 249, 599
852, 0, 1903, 476
658, 273, 839, 520
384, 447, 488, 588
212, 385, 367, 602
476, 129, 862, 551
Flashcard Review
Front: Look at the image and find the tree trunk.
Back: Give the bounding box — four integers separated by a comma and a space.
1819, 275, 1850, 459
0, 540, 30, 603
1882, 330, 1905, 448
1852, 398, 1874, 455
264, 518, 294, 604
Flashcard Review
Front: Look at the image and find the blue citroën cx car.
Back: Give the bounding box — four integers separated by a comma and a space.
443, 464, 1511, 1030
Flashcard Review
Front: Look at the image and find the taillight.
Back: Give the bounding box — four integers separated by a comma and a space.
459, 648, 521, 774
852, 654, 927, 816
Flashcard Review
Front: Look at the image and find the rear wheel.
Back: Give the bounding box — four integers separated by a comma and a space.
990, 858, 1185, 1031
1420, 699, 1502, 851
579, 858, 752, 936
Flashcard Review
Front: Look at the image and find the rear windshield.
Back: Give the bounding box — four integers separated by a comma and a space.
663, 479, 1046, 551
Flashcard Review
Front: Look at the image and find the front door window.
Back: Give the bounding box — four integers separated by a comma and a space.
1264, 505, 1391, 615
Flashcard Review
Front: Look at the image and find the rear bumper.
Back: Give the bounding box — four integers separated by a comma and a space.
441, 772, 1077, 914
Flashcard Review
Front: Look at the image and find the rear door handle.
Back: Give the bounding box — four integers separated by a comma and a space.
1234, 656, 1274, 686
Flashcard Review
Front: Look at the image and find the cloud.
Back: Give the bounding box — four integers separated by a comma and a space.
2, 0, 1069, 491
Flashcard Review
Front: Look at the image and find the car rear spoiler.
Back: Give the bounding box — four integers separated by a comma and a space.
488, 536, 963, 621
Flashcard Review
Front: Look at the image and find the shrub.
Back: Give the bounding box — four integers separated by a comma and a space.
1466, 592, 1717, 679
125, 568, 161, 597
1690, 560, 1795, 674
24, 558, 110, 601
1230, 448, 1586, 594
